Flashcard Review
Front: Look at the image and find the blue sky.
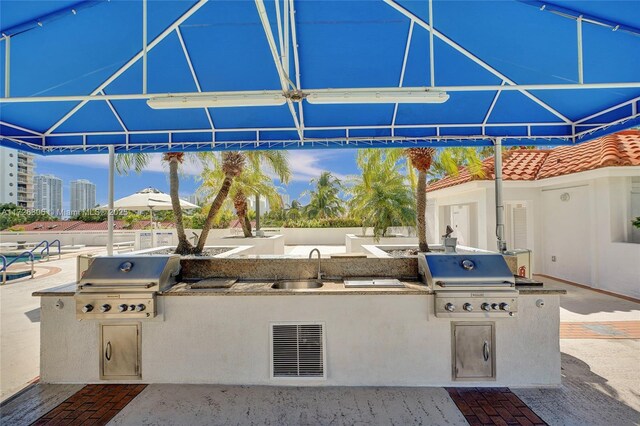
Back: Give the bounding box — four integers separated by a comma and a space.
34, 149, 360, 210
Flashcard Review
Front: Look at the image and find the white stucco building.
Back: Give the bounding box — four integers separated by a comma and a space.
0, 146, 35, 209
426, 130, 640, 299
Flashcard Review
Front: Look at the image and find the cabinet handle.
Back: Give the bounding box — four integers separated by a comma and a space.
105, 341, 112, 361
483, 341, 490, 362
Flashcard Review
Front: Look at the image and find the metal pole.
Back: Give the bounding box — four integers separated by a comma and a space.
4, 36, 10, 97
428, 0, 435, 87
494, 137, 506, 253
255, 194, 261, 231
577, 15, 584, 84
142, 0, 148, 94
107, 146, 115, 255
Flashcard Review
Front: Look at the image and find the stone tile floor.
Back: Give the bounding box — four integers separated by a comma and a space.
1, 270, 638, 425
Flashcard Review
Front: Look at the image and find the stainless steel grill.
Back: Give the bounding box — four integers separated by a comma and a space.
76, 255, 181, 320
418, 253, 518, 318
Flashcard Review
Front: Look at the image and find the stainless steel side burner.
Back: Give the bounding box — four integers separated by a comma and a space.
76, 255, 180, 320
418, 253, 518, 318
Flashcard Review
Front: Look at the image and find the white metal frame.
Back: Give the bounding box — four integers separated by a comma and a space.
1, 0, 639, 153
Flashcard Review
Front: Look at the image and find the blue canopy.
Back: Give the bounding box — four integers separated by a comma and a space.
0, 0, 639, 155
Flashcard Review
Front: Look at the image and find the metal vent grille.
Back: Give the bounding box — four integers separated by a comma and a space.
272, 323, 325, 378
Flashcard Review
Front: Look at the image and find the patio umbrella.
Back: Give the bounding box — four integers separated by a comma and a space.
99, 188, 198, 247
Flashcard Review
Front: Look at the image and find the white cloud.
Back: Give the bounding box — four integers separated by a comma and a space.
38, 153, 203, 175
37, 151, 344, 183
287, 151, 347, 182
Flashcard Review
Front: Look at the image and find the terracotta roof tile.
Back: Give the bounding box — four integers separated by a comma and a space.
427, 130, 640, 192
14, 220, 175, 231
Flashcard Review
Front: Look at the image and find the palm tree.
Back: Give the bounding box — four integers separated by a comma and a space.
195, 151, 245, 252
199, 151, 291, 238
286, 199, 303, 221
349, 149, 415, 240
303, 171, 345, 219
115, 152, 194, 254
405, 147, 485, 252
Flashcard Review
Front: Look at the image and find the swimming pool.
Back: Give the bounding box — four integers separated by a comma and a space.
1, 253, 42, 264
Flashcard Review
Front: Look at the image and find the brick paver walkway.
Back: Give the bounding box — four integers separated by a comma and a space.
30, 384, 146, 426
447, 387, 547, 426
560, 321, 640, 339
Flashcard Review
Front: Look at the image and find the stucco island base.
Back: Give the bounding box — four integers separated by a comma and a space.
38, 291, 560, 387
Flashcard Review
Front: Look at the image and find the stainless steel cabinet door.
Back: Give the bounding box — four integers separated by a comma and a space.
452, 322, 495, 380
101, 324, 141, 379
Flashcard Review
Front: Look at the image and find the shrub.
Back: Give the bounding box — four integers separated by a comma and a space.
633, 216, 640, 229
283, 217, 363, 228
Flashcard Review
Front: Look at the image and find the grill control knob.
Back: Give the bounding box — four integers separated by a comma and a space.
463, 303, 473, 312
444, 303, 455, 312
100, 304, 111, 313
130, 304, 136, 311
491, 303, 499, 310
118, 304, 128, 312
135, 304, 146, 312
481, 303, 491, 311
500, 303, 510, 311
82, 304, 93, 313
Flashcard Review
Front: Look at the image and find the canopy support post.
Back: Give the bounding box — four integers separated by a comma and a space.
494, 137, 506, 253
4, 36, 9, 97
577, 15, 584, 84
107, 146, 115, 256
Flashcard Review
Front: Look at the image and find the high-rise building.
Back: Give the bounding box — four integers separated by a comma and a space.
247, 195, 270, 213
70, 179, 96, 212
34, 174, 63, 217
0, 147, 35, 209
182, 193, 200, 206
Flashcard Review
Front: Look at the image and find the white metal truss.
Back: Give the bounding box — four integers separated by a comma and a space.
10, 135, 580, 155
175, 27, 215, 132
391, 20, 414, 136
255, 0, 304, 141
42, 0, 209, 136
383, 0, 573, 124
0, 120, 42, 136
482, 81, 506, 132
2, 82, 640, 105
1, 0, 638, 154
289, 0, 305, 130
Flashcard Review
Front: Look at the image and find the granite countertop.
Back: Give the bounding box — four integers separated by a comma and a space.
32, 284, 76, 297
162, 280, 430, 296
516, 285, 567, 295
31, 281, 566, 297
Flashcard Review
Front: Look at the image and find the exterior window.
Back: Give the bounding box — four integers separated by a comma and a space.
9, 163, 14, 167
9, 172, 13, 177
9, 153, 14, 157
9, 192, 14, 196
9, 182, 13, 186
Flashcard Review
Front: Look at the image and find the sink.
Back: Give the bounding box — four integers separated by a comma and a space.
271, 280, 323, 290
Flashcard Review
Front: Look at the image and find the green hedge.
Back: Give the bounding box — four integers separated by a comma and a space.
282, 217, 363, 228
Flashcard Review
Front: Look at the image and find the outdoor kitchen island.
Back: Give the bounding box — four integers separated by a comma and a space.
34, 255, 565, 388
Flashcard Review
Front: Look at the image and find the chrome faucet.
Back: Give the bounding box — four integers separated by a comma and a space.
309, 248, 323, 281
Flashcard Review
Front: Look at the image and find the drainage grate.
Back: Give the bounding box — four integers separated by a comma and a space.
272, 323, 325, 378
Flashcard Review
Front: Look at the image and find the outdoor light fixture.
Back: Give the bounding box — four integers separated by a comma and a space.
305, 89, 449, 104
147, 92, 286, 109
146, 88, 450, 109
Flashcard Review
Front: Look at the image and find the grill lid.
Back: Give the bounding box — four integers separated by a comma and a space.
78, 255, 181, 287
422, 253, 514, 287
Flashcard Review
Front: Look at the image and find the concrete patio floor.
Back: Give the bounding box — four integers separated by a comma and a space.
1, 267, 638, 425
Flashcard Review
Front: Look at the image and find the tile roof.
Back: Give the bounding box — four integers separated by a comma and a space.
17, 221, 84, 231
427, 130, 640, 192
13, 220, 175, 231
